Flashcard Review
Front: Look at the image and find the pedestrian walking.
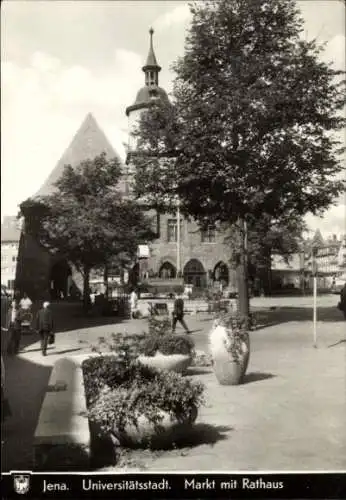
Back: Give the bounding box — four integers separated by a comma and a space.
129, 289, 138, 319
339, 282, 346, 320
172, 290, 190, 334
7, 300, 22, 355
35, 302, 54, 356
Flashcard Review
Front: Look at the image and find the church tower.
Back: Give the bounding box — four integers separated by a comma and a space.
125, 29, 170, 281
125, 28, 169, 160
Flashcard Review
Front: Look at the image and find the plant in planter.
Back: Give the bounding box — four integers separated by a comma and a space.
139, 334, 195, 374
92, 328, 196, 374
91, 332, 147, 360
209, 313, 250, 385
83, 357, 205, 448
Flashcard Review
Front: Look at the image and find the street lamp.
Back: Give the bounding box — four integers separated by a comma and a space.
176, 197, 181, 277
311, 246, 318, 348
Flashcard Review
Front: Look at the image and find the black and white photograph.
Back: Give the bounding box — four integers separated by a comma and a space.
1, 0, 345, 494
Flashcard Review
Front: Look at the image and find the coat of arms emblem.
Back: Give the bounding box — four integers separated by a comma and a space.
13, 474, 31, 495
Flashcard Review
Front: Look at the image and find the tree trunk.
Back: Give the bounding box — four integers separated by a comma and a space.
82, 267, 91, 313
236, 218, 250, 319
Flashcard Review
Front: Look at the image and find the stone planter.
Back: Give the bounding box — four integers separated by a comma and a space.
112, 406, 198, 448
210, 326, 250, 386
137, 352, 192, 374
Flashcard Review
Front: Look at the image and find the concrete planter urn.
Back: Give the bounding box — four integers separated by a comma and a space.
113, 405, 198, 448
137, 352, 192, 374
209, 322, 250, 386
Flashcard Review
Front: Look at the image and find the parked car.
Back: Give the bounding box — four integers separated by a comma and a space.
331, 274, 346, 294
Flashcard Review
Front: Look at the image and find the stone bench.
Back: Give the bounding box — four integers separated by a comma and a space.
34, 357, 90, 471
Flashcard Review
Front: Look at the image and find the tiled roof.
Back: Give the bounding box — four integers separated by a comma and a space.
35, 113, 123, 198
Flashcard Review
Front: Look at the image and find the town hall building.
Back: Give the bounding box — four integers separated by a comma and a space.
125, 29, 235, 290
15, 30, 237, 300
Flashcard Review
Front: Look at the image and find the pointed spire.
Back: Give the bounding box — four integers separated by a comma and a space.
142, 28, 161, 86
311, 229, 324, 248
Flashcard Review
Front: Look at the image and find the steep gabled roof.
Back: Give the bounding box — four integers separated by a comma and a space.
35, 113, 123, 198
311, 229, 324, 248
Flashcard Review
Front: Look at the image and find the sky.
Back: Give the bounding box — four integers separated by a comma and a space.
1, 0, 345, 238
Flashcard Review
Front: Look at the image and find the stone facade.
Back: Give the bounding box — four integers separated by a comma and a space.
148, 213, 236, 287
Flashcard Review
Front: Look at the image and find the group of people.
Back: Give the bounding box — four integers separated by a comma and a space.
2, 293, 55, 423
7, 291, 54, 357
129, 288, 191, 333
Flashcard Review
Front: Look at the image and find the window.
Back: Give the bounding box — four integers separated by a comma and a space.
201, 225, 216, 243
167, 219, 183, 243
7, 279, 15, 290
12, 256, 17, 262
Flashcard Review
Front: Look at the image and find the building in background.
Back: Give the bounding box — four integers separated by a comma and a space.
13, 30, 346, 300
1, 216, 21, 292
125, 29, 236, 292
16, 113, 125, 300
304, 231, 346, 288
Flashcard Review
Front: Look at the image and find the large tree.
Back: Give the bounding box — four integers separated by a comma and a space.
20, 153, 155, 309
133, 0, 345, 318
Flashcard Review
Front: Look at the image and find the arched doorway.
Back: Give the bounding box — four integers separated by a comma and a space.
183, 259, 206, 288
159, 262, 177, 279
50, 260, 72, 300
213, 261, 229, 287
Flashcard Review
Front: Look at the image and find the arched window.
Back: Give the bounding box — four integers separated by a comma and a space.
183, 259, 206, 288
159, 262, 176, 279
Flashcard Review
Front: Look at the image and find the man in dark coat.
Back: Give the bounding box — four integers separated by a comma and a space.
172, 291, 190, 334
340, 283, 346, 320
36, 301, 54, 356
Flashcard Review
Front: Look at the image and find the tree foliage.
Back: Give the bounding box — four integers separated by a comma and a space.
134, 0, 345, 220
21, 153, 155, 306
133, 0, 346, 310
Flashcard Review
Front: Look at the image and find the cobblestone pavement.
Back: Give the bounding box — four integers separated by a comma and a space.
1, 298, 345, 471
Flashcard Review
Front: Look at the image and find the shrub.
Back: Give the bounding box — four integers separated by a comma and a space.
155, 334, 195, 357
92, 328, 195, 360
91, 333, 147, 360
216, 312, 249, 332
82, 355, 157, 407
148, 316, 171, 336
86, 361, 205, 435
